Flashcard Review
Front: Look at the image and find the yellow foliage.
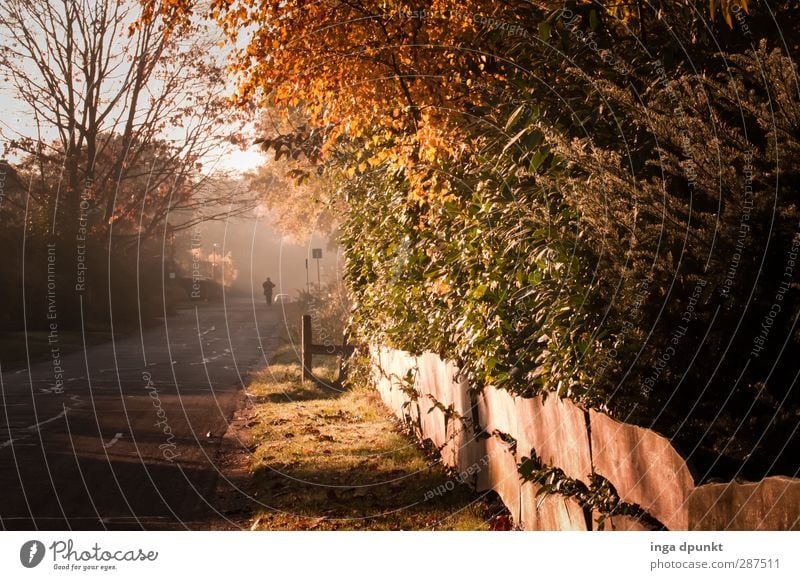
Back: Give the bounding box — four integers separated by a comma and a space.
139, 0, 752, 207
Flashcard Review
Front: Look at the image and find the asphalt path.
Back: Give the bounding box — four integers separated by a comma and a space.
0, 297, 280, 530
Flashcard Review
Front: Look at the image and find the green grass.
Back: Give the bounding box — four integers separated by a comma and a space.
246, 343, 496, 530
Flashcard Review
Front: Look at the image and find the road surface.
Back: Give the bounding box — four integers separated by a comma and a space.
0, 298, 280, 530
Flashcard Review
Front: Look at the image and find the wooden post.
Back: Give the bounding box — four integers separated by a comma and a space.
301, 314, 313, 381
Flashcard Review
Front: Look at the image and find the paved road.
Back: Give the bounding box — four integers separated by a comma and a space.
0, 298, 279, 530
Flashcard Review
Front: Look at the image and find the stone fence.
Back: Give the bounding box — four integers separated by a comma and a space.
371, 347, 800, 530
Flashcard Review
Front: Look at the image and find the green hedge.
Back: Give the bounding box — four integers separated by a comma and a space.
327, 3, 800, 480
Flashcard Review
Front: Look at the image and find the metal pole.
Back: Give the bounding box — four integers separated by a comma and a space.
305, 258, 310, 294
316, 258, 321, 294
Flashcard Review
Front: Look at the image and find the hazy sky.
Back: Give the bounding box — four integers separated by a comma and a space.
0, 86, 264, 175
0, 2, 259, 174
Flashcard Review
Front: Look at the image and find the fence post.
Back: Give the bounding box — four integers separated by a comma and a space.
301, 314, 313, 381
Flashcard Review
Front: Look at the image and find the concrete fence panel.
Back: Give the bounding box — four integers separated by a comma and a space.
687, 476, 800, 530
371, 346, 799, 531
515, 394, 592, 483
477, 386, 518, 439
443, 374, 478, 472
589, 410, 695, 531
478, 435, 522, 525
520, 482, 588, 530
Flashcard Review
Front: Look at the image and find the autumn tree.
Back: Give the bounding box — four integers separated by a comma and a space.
0, 0, 250, 326
141, 1, 761, 194
1, 0, 234, 230
241, 108, 341, 239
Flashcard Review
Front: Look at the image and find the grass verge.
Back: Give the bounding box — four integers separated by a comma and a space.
243, 341, 501, 530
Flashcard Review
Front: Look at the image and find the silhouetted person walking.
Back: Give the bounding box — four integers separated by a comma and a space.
262, 277, 276, 306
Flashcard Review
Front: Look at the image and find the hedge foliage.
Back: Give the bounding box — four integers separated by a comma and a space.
240, 2, 800, 479
333, 4, 800, 479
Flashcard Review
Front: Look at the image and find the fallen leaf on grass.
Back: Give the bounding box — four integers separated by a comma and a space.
307, 517, 328, 530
